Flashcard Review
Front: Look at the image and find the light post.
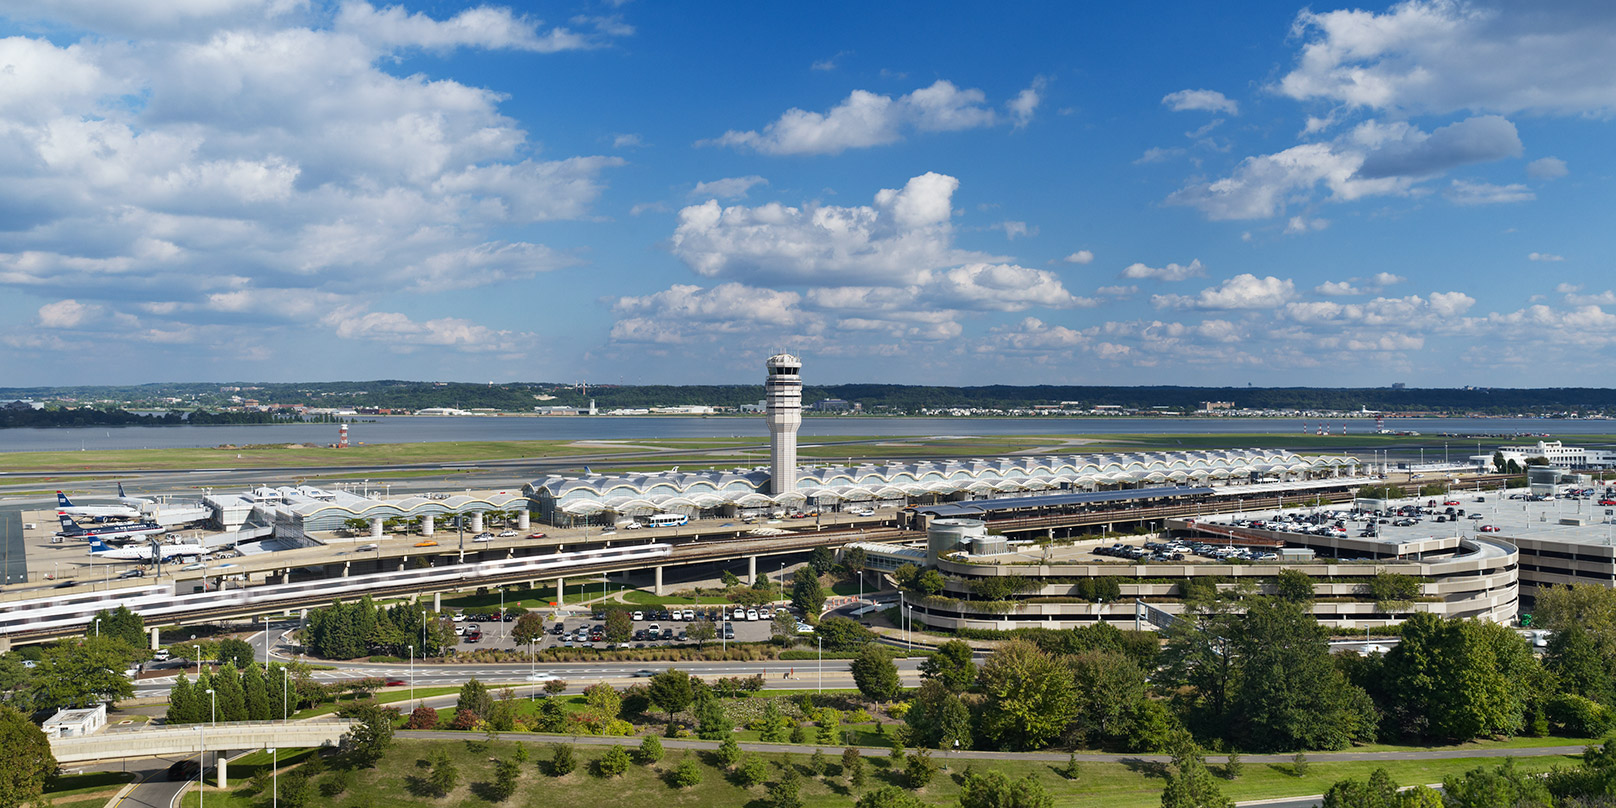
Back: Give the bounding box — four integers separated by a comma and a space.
421, 611, 427, 653
905, 605, 913, 653
529, 640, 536, 700
262, 615, 271, 669
207, 687, 216, 726
817, 635, 822, 694
408, 645, 415, 704
197, 724, 206, 808
282, 667, 289, 723
193, 643, 201, 676
500, 590, 505, 638
93, 618, 100, 638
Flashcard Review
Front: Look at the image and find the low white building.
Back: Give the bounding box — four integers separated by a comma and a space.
1496, 440, 1616, 469
43, 704, 106, 738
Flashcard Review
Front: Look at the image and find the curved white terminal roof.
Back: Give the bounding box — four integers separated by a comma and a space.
526, 449, 1358, 517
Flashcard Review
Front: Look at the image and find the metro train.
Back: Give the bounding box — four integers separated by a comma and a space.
0, 543, 673, 638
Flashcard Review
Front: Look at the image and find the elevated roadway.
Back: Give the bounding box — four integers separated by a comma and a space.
50, 719, 352, 764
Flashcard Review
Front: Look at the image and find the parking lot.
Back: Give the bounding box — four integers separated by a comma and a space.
450, 605, 782, 652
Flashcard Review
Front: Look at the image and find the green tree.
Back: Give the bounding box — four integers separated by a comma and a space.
488, 757, 519, 802
843, 747, 865, 788
647, 668, 694, 725
1274, 569, 1315, 603
89, 605, 146, 651
809, 547, 836, 576
771, 610, 799, 646
428, 748, 459, 795
792, 567, 826, 615
689, 619, 717, 648
815, 616, 875, 651
1229, 598, 1377, 751
278, 771, 315, 808
511, 613, 547, 646
1156, 595, 1240, 736
1381, 613, 1540, 741
903, 748, 937, 789
216, 638, 255, 669
1442, 758, 1552, 808
1321, 768, 1398, 808
976, 640, 1076, 751
596, 745, 631, 777
1160, 732, 1233, 808
960, 768, 1055, 808
672, 757, 703, 787
914, 569, 946, 596
697, 695, 733, 740
457, 678, 494, 721
605, 610, 633, 643
1069, 649, 1148, 746
919, 640, 976, 693
715, 736, 741, 767
549, 743, 577, 776
638, 734, 664, 764
1367, 572, 1422, 611
769, 777, 804, 808
905, 679, 972, 750
167, 673, 199, 724
0, 705, 56, 808
584, 682, 622, 721
850, 645, 901, 703
737, 753, 769, 786
29, 636, 136, 710
1544, 622, 1614, 704
338, 700, 398, 767
241, 662, 270, 721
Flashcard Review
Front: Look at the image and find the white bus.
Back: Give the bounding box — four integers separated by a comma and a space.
646, 513, 689, 528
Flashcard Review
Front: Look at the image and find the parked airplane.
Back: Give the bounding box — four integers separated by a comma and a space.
55, 491, 141, 519
87, 538, 207, 562
56, 514, 167, 542
117, 482, 155, 509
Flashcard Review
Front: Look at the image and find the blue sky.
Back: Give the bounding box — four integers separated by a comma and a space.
0, 1, 1610, 388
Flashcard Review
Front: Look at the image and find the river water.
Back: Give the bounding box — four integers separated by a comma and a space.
1, 415, 1612, 453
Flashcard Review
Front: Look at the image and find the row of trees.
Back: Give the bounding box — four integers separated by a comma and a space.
167, 661, 296, 723
303, 596, 458, 659
881, 583, 1616, 756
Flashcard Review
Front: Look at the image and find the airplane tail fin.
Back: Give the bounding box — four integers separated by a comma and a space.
87, 539, 111, 554
57, 514, 84, 534
117, 482, 127, 498
57, 491, 73, 508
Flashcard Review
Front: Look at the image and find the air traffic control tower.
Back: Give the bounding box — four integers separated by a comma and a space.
765, 353, 803, 495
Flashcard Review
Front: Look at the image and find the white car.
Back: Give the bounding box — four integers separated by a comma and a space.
632, 611, 644, 621
681, 609, 695, 621
472, 534, 493, 543
746, 609, 759, 621
733, 608, 746, 620
853, 509, 876, 517
622, 522, 643, 530
498, 529, 517, 537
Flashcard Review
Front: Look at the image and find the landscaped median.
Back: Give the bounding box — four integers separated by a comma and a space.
172, 734, 1587, 808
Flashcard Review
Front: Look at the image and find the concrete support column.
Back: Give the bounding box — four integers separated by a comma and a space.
217, 752, 228, 788
654, 565, 664, 596
150, 626, 161, 651
469, 512, 484, 533
748, 556, 757, 585
433, 592, 441, 613
370, 517, 384, 538
342, 562, 350, 577
420, 516, 434, 536
555, 576, 565, 605
517, 511, 531, 531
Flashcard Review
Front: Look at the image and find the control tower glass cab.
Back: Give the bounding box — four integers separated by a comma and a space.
765, 353, 803, 495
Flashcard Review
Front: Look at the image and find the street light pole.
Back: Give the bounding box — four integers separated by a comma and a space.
408, 645, 415, 704
94, 618, 99, 638
198, 725, 206, 808
193, 644, 201, 676
817, 635, 822, 694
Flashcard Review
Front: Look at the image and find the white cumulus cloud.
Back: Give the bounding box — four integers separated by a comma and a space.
1121, 259, 1206, 282
1064, 250, 1094, 264
690, 175, 769, 200
1153, 274, 1297, 310
1162, 89, 1240, 115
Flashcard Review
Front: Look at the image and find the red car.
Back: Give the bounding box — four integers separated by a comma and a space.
1443, 500, 1461, 506
385, 679, 406, 686
1599, 499, 1616, 506
1479, 525, 1500, 533
527, 532, 548, 539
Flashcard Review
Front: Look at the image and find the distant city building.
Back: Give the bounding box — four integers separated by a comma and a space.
1495, 440, 1616, 469
1199, 401, 1234, 412
810, 398, 856, 412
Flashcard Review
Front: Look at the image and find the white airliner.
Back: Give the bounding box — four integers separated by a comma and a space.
55, 491, 141, 519
56, 513, 167, 542
87, 538, 208, 562
117, 482, 155, 509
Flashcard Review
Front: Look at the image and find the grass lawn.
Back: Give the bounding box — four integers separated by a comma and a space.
0, 439, 639, 473
829, 580, 866, 597
175, 737, 1584, 808
619, 590, 735, 606
295, 686, 490, 719
43, 770, 137, 807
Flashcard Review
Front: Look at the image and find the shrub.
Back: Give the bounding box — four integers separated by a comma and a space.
427, 749, 458, 796
716, 736, 742, 767
789, 724, 807, 743
449, 709, 480, 731
768, 777, 804, 808
672, 758, 703, 787
737, 754, 770, 787
843, 747, 865, 787
596, 745, 631, 778
905, 748, 937, 789
1224, 750, 1243, 780
403, 704, 438, 730
809, 749, 828, 776
1292, 751, 1309, 777
639, 734, 665, 764
550, 743, 577, 776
